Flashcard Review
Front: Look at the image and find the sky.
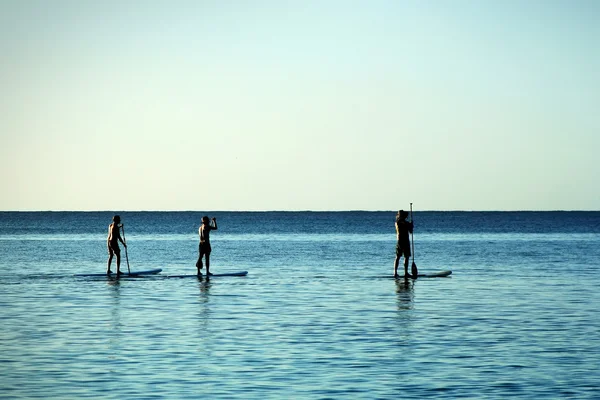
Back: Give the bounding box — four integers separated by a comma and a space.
1, 0, 599, 211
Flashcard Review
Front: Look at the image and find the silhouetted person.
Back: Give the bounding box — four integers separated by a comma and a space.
196, 216, 217, 276
107, 215, 126, 275
394, 210, 413, 278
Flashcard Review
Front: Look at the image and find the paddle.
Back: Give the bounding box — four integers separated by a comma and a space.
410, 203, 418, 278
120, 224, 131, 275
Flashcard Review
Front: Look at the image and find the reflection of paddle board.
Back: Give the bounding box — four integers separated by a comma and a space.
397, 270, 452, 278
167, 271, 248, 278
75, 268, 163, 277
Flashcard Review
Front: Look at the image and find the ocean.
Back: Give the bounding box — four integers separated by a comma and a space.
1, 211, 599, 399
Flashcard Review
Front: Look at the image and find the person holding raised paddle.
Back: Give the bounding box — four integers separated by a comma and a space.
196, 216, 217, 276
394, 210, 413, 278
107, 215, 127, 275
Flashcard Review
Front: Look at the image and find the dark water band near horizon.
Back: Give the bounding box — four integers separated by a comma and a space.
1, 211, 599, 399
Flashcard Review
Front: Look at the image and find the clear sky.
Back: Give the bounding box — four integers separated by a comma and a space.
1, 1, 598, 211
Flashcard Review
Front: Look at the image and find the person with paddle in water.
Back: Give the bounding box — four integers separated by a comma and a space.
196, 216, 217, 276
107, 215, 127, 275
394, 210, 414, 278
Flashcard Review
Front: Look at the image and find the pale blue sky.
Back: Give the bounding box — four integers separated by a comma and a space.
1, 1, 598, 211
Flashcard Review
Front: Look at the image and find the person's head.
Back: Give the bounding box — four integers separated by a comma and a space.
397, 210, 408, 220
202, 216, 210, 225
113, 215, 121, 224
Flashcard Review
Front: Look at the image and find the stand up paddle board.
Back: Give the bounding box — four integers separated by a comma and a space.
167, 271, 248, 278
75, 268, 163, 277
394, 270, 452, 279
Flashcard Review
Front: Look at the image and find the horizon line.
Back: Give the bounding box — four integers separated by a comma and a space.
1, 209, 598, 213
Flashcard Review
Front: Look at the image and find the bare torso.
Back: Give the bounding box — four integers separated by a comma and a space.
108, 222, 120, 245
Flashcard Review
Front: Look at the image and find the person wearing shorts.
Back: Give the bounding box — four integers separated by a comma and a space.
394, 210, 413, 278
107, 215, 127, 275
196, 216, 217, 276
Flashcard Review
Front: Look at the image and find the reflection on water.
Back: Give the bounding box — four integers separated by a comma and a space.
395, 278, 414, 311
107, 277, 122, 368
197, 277, 212, 299
393, 278, 415, 347
196, 277, 212, 334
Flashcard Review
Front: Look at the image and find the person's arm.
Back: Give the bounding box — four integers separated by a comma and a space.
408, 221, 414, 234
118, 225, 127, 247
211, 218, 218, 230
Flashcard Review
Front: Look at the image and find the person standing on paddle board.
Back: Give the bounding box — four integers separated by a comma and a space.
196, 216, 217, 276
107, 215, 127, 275
394, 210, 413, 278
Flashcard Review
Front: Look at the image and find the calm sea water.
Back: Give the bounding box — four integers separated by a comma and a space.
1, 211, 599, 399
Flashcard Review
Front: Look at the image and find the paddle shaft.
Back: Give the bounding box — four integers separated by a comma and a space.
410, 203, 418, 277
410, 203, 415, 260
121, 224, 130, 274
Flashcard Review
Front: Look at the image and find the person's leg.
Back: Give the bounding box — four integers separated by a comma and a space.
394, 243, 401, 277
116, 250, 121, 274
205, 253, 211, 276
107, 248, 114, 274
196, 253, 204, 275
197, 245, 205, 275
403, 254, 409, 277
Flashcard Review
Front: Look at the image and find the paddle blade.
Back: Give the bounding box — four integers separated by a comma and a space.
411, 262, 418, 279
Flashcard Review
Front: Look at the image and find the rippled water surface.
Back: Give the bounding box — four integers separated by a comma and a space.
1, 212, 599, 399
